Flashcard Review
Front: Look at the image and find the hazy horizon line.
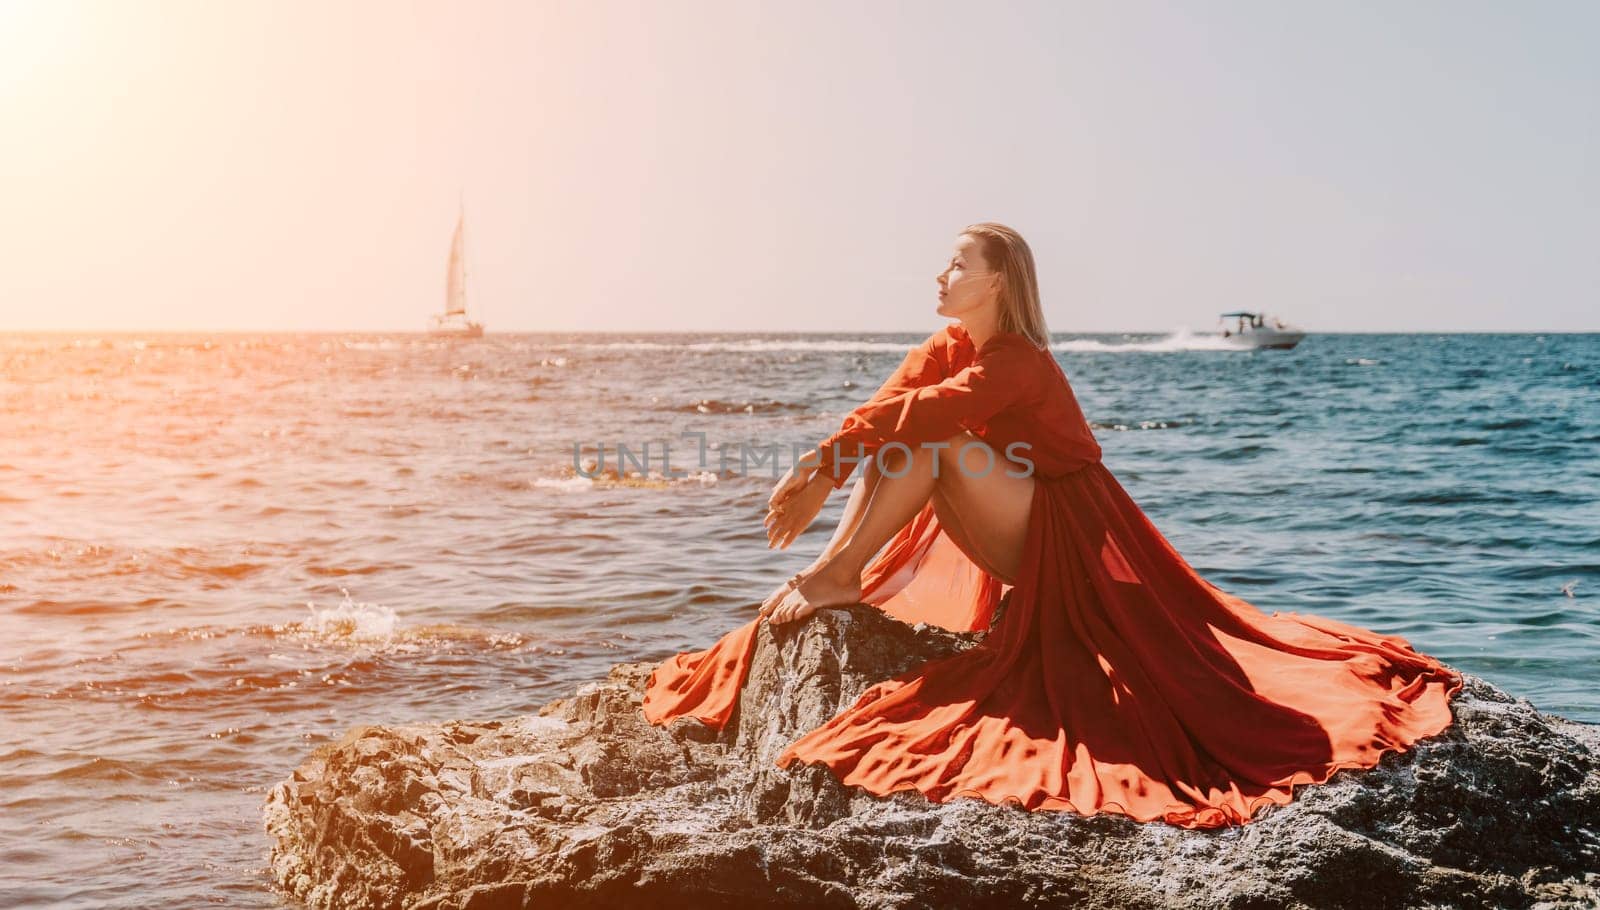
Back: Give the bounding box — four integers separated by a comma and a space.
4, 327, 1596, 336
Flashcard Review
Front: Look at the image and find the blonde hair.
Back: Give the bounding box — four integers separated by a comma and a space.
961, 222, 1051, 349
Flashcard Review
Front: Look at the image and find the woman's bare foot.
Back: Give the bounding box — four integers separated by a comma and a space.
758, 561, 827, 618
768, 563, 862, 625
759, 569, 804, 619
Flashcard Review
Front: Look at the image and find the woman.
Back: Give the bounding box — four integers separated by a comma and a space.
642, 222, 1463, 829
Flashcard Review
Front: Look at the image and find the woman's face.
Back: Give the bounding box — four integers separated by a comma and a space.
935, 234, 998, 319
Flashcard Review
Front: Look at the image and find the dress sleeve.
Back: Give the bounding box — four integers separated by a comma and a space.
801, 333, 943, 488
812, 334, 1038, 489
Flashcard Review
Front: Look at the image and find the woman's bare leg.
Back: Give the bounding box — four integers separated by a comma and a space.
927, 442, 1035, 585
769, 432, 1035, 624
815, 460, 885, 564
761, 461, 885, 613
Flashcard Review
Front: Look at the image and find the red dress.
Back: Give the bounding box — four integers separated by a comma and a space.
641, 322, 1463, 828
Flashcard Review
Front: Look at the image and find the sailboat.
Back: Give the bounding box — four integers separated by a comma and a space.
428, 205, 484, 338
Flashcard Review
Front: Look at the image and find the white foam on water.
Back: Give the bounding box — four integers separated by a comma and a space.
1051, 327, 1239, 353
299, 590, 399, 643
532, 475, 598, 491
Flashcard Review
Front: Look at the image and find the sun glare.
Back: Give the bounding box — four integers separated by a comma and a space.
0, 0, 86, 96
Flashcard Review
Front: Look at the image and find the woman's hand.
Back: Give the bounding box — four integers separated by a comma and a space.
768, 449, 821, 511
764, 454, 830, 549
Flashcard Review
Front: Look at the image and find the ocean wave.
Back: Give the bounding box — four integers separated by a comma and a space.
1090, 420, 1186, 431
0, 542, 300, 587
101, 591, 535, 656
536, 463, 727, 490
661, 398, 811, 415
15, 599, 162, 616
1203, 443, 1278, 462
256, 592, 528, 653
1385, 488, 1524, 507
1, 597, 561, 711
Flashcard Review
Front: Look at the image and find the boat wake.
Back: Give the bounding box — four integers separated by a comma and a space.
1051, 328, 1241, 353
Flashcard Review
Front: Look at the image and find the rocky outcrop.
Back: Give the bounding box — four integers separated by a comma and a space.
264, 604, 1600, 909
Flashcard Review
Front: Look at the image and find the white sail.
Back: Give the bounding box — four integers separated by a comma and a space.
444, 208, 467, 316
429, 202, 482, 337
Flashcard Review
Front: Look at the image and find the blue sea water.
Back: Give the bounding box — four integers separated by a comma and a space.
0, 330, 1595, 907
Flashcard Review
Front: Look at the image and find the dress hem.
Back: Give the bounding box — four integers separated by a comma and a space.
771, 667, 1466, 829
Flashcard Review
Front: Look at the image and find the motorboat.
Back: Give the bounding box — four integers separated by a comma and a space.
1217, 311, 1304, 350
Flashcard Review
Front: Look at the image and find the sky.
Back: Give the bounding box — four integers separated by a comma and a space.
0, 0, 1595, 333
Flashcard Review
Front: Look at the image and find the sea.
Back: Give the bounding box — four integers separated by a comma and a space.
1, 330, 1596, 907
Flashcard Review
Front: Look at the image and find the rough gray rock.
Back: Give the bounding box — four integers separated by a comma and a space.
264, 604, 1600, 909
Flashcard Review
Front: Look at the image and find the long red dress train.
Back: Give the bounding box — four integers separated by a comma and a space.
641, 322, 1464, 829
